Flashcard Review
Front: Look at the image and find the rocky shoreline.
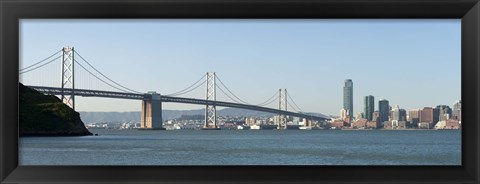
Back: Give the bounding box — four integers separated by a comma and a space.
19, 83, 92, 137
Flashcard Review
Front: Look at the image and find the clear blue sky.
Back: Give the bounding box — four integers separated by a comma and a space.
19, 19, 461, 116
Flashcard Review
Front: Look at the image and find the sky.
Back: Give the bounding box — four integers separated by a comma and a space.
19, 19, 461, 116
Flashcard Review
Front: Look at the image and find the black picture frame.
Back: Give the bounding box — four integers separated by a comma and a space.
1, 0, 479, 183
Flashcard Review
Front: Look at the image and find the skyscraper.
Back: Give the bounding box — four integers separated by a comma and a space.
408, 109, 421, 127
420, 107, 439, 128
379, 99, 389, 123
391, 105, 407, 121
453, 100, 461, 120
436, 105, 452, 121
364, 95, 374, 121
343, 79, 353, 123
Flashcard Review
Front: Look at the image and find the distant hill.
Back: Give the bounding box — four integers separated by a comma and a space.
79, 109, 203, 123
79, 108, 329, 123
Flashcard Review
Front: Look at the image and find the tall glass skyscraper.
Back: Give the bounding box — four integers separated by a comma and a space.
343, 79, 353, 122
379, 99, 390, 123
364, 95, 374, 121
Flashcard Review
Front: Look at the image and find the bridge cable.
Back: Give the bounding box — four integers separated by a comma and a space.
287, 92, 304, 113
287, 103, 302, 113
166, 75, 205, 96
19, 49, 62, 72
165, 80, 206, 97
257, 95, 279, 107
215, 75, 252, 105
217, 75, 285, 108
256, 91, 280, 106
74, 59, 134, 93
19, 55, 62, 74
215, 83, 243, 104
74, 50, 141, 94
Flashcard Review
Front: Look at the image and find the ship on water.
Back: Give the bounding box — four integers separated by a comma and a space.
250, 124, 261, 130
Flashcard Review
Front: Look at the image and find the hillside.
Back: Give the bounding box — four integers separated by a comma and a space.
19, 83, 92, 136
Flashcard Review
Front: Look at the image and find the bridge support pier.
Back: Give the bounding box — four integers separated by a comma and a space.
140, 93, 165, 130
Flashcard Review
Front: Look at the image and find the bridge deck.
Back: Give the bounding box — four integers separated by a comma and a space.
27, 86, 328, 120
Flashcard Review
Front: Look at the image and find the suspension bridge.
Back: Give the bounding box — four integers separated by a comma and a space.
20, 47, 327, 130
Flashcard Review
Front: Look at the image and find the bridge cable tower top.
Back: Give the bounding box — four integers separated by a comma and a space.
61, 47, 75, 110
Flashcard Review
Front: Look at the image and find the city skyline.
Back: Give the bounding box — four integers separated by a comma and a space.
19, 19, 461, 116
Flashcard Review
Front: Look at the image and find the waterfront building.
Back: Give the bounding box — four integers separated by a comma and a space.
391, 105, 407, 122
331, 119, 345, 129
397, 121, 407, 129
419, 107, 439, 128
343, 79, 353, 123
352, 118, 367, 129
364, 95, 374, 121
383, 121, 392, 129
378, 99, 389, 123
418, 122, 431, 129
391, 105, 401, 121
366, 120, 381, 129
356, 112, 364, 121
408, 109, 421, 127
340, 108, 349, 121
400, 109, 406, 121
436, 105, 452, 121
434, 119, 457, 129
446, 119, 460, 129
452, 100, 461, 120
372, 111, 379, 122
407, 109, 420, 122
434, 120, 447, 129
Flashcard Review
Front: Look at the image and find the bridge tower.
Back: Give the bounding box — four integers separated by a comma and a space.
203, 72, 220, 130
60, 47, 75, 110
141, 92, 164, 130
278, 88, 288, 129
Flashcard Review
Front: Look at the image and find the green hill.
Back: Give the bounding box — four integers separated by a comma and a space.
19, 83, 92, 136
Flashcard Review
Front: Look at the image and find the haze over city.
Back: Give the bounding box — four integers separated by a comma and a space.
20, 19, 460, 116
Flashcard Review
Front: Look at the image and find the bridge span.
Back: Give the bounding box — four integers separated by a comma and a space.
28, 85, 328, 122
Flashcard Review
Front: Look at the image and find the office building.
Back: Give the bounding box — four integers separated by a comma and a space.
420, 107, 439, 128
391, 105, 401, 121
379, 99, 389, 123
452, 100, 461, 120
343, 79, 353, 123
408, 109, 421, 127
436, 105, 452, 121
364, 95, 374, 121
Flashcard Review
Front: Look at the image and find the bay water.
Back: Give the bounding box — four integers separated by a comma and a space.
19, 129, 461, 165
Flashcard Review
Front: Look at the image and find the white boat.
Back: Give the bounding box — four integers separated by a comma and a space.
250, 125, 261, 130
237, 125, 244, 130
299, 126, 312, 130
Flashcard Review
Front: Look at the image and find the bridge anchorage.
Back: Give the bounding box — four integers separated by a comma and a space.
22, 47, 328, 131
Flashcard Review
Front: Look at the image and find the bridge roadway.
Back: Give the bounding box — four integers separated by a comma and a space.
28, 86, 328, 121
